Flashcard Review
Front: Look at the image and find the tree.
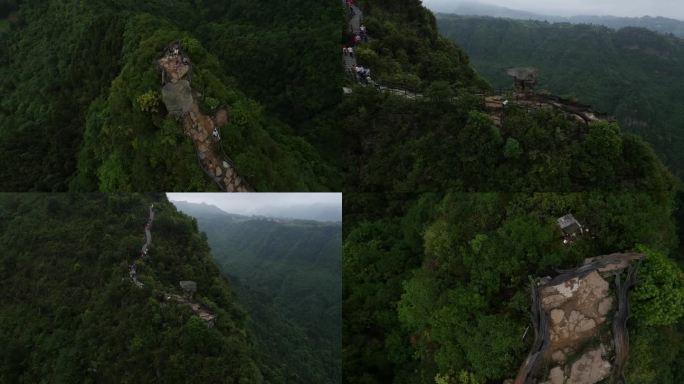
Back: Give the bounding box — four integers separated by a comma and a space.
136, 90, 160, 113
503, 137, 523, 159
632, 247, 684, 326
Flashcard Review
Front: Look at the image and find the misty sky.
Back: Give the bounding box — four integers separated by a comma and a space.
166, 193, 341, 220
423, 0, 684, 20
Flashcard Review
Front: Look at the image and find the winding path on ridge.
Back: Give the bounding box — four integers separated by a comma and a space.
126, 203, 217, 325
129, 204, 155, 288
142, 204, 154, 255
341, 1, 424, 99
341, 2, 611, 125
158, 43, 253, 192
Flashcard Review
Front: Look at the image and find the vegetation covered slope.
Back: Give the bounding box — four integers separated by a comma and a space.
0, 194, 263, 383
341, 1, 677, 192
339, 2, 684, 383
343, 192, 684, 384
430, 1, 684, 39
437, 15, 684, 178
0, 0, 342, 191
173, 201, 342, 384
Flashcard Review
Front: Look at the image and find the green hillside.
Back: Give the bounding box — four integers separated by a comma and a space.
0, 194, 263, 383
0, 0, 342, 191
340, 2, 677, 192
340, 2, 684, 384
437, 15, 684, 178
1, 0, 680, 192
173, 201, 342, 383
343, 192, 684, 384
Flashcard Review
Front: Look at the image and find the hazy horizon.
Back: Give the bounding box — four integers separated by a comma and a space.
423, 0, 684, 20
167, 193, 342, 222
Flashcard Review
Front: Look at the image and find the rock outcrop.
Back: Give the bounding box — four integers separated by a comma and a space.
515, 253, 644, 384
158, 41, 253, 192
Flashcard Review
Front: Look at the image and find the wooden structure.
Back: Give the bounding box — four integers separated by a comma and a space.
557, 213, 583, 244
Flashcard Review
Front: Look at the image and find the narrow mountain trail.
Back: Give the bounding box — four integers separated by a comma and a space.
125, 203, 217, 325
158, 42, 253, 192
341, 1, 425, 99
129, 204, 155, 288
341, 2, 611, 124
165, 293, 217, 326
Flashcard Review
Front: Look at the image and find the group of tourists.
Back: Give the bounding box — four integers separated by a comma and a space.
349, 26, 368, 47
354, 66, 372, 84
359, 25, 368, 42
342, 45, 354, 58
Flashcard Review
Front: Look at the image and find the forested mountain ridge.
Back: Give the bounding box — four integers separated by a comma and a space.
343, 1, 678, 192
2, 0, 679, 192
343, 192, 684, 384
171, 201, 248, 221
0, 194, 264, 383
341, 1, 684, 383
437, 15, 684, 178
0, 0, 342, 191
174, 201, 342, 383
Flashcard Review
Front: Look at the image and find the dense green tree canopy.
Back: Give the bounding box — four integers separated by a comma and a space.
437, 15, 684, 178
0, 0, 342, 191
343, 192, 684, 384
0, 194, 263, 383
173, 201, 342, 384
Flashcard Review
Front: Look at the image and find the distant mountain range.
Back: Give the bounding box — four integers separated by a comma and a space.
430, 1, 684, 38
170, 201, 248, 221
169, 200, 342, 223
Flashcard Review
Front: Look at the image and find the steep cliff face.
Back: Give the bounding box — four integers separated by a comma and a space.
173, 200, 342, 384
0, 194, 263, 383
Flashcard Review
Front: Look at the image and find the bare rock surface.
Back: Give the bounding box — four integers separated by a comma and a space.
540, 269, 614, 383
568, 347, 611, 384
161, 80, 193, 115
156, 42, 252, 191
549, 366, 565, 384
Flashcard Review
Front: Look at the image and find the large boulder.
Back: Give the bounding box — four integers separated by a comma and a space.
179, 280, 197, 295
162, 80, 193, 116
568, 347, 611, 384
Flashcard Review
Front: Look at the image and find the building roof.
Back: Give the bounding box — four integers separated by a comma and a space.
557, 214, 580, 229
